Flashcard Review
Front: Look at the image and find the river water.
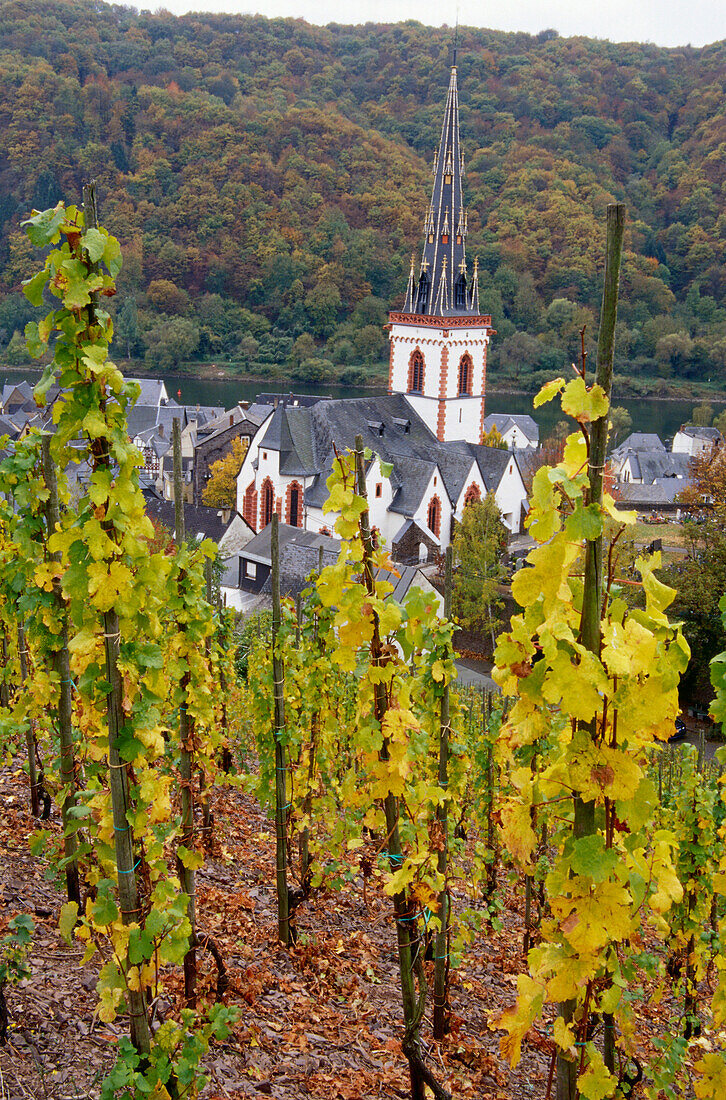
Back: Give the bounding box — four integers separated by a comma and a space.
1, 367, 720, 444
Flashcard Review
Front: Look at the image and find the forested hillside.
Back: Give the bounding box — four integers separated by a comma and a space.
0, 0, 725, 391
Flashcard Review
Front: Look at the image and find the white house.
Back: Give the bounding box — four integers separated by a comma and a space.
482, 413, 539, 450
672, 425, 722, 457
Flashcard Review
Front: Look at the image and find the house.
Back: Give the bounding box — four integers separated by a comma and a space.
616, 481, 685, 519
672, 425, 722, 457
609, 432, 666, 478
235, 65, 528, 556
221, 523, 443, 615
618, 451, 691, 486
192, 401, 270, 504
482, 413, 539, 450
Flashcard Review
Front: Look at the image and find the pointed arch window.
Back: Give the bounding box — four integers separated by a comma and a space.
454, 274, 467, 310
427, 495, 441, 538
409, 349, 425, 394
458, 353, 473, 396
261, 478, 274, 527
464, 483, 481, 508
416, 271, 430, 314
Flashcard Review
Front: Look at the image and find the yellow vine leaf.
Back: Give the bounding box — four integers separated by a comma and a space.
551, 880, 631, 952
561, 377, 609, 423
577, 1048, 618, 1099
496, 974, 545, 1066
498, 798, 538, 868
694, 1054, 726, 1099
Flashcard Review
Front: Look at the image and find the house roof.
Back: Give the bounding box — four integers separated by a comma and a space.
482, 413, 539, 443
612, 432, 665, 458
617, 482, 683, 506
133, 379, 167, 407
240, 524, 339, 567
143, 493, 239, 544
626, 452, 691, 483
676, 425, 721, 440
258, 393, 519, 517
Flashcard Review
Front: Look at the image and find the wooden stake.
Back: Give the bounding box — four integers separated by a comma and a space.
557, 202, 625, 1100
41, 435, 80, 904
271, 514, 290, 945
433, 545, 452, 1040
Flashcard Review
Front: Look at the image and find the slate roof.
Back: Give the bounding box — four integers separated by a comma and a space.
482, 413, 539, 444
134, 379, 167, 407
677, 425, 721, 440
1, 381, 34, 409
241, 524, 339, 567
617, 483, 683, 507
261, 394, 517, 517
612, 432, 666, 459
626, 452, 691, 483
127, 405, 173, 438
142, 492, 238, 544
233, 522, 435, 603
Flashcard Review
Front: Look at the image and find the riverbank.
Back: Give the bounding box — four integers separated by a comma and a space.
5, 356, 726, 407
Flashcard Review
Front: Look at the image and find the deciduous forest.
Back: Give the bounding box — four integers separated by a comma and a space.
0, 0, 725, 392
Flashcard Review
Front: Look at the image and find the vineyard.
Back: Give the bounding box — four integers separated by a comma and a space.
2, 199, 726, 1100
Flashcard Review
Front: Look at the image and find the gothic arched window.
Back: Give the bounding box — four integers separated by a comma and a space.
454, 274, 467, 309
464, 483, 481, 508
261, 478, 274, 527
409, 350, 425, 394
458, 353, 472, 396
427, 495, 441, 538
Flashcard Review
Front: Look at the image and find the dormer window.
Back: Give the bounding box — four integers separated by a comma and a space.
454, 274, 467, 309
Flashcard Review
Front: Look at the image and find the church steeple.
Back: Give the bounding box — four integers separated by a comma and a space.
411, 66, 472, 318
387, 63, 493, 445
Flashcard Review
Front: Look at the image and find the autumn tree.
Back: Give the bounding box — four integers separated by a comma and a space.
480, 424, 509, 449
202, 437, 247, 509
452, 494, 508, 651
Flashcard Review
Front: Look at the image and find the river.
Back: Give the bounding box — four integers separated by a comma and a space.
1, 367, 720, 444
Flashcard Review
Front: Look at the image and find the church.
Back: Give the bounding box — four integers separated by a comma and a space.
235, 65, 527, 559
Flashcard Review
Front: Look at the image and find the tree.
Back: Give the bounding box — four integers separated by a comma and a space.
114, 295, 142, 359
481, 424, 509, 449
452, 494, 508, 651
668, 443, 726, 703
4, 329, 30, 365
692, 401, 714, 427
608, 405, 631, 445
202, 437, 247, 509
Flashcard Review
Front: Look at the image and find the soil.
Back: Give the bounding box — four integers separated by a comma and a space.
0, 761, 709, 1100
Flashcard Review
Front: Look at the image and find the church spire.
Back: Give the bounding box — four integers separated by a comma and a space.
410, 66, 473, 318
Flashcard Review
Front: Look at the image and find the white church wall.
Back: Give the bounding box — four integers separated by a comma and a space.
412, 467, 452, 550
493, 456, 526, 533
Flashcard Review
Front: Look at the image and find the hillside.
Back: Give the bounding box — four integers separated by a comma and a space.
0, 0, 725, 392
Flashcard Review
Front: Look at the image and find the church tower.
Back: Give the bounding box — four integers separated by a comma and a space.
388, 66, 493, 443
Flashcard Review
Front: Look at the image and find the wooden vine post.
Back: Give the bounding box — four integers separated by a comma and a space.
82, 183, 152, 1057
271, 513, 290, 944
41, 434, 81, 906
433, 545, 452, 1040
173, 415, 197, 1006
352, 436, 450, 1100
16, 622, 41, 818
556, 201, 625, 1100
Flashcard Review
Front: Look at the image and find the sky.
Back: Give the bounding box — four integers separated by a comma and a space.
148, 0, 725, 49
